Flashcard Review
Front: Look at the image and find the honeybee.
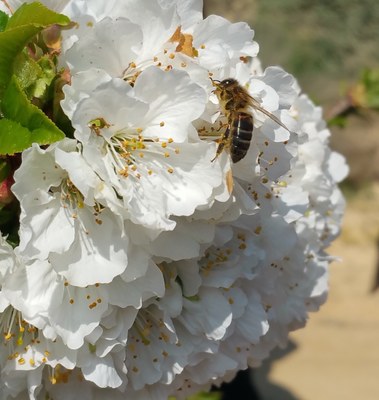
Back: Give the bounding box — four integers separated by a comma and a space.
211, 78, 289, 163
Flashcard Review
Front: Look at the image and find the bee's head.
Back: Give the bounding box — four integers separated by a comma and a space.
210, 78, 238, 100
219, 78, 237, 88
210, 78, 237, 89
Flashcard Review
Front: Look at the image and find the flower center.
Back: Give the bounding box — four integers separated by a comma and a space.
107, 130, 181, 181
0, 306, 48, 368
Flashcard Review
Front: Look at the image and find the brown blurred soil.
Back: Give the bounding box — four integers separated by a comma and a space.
254, 183, 379, 400
330, 111, 379, 185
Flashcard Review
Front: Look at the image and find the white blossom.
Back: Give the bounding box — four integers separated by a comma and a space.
0, 0, 349, 398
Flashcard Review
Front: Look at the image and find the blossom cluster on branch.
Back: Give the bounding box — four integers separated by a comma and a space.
0, 0, 348, 399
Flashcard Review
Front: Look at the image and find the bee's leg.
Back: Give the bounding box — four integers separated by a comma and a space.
211, 126, 231, 162
198, 120, 228, 138
214, 119, 228, 133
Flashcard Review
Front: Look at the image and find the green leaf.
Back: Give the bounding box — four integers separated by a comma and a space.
184, 294, 200, 301
14, 52, 43, 93
187, 393, 222, 400
0, 2, 70, 95
327, 115, 348, 128
34, 55, 56, 98
14, 53, 56, 100
0, 159, 10, 182
6, 2, 70, 30
361, 68, 379, 109
0, 118, 33, 155
168, 392, 222, 400
0, 76, 64, 154
0, 24, 41, 94
0, 10, 9, 32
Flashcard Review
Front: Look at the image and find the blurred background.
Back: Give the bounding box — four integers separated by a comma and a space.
203, 1, 379, 399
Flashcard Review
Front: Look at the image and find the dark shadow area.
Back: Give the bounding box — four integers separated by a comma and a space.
211, 340, 300, 400
217, 369, 262, 400
253, 340, 300, 400
370, 236, 379, 292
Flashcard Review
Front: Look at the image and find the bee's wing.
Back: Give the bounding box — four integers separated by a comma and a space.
248, 95, 290, 132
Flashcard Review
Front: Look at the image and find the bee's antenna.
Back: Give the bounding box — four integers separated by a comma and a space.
210, 77, 220, 86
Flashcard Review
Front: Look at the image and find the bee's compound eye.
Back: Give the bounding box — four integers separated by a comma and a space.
221, 79, 235, 87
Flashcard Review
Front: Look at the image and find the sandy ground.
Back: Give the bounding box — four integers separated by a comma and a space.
253, 183, 379, 400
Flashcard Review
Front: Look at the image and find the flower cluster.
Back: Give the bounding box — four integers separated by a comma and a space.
0, 0, 348, 399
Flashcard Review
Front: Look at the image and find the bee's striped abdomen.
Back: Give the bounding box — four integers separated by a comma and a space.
230, 112, 253, 163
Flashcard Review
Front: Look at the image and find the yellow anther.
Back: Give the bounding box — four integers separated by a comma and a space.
277, 181, 287, 187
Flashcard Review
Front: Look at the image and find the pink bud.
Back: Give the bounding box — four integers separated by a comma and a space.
0, 176, 15, 206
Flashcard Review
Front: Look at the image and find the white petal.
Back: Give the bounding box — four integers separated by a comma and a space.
64, 18, 142, 76
328, 151, 349, 182
133, 67, 207, 141
3, 259, 63, 323
180, 288, 232, 341
50, 208, 128, 287
17, 192, 75, 260
49, 284, 109, 349
12, 142, 69, 199
108, 0, 180, 61
61, 69, 112, 120
81, 354, 123, 388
